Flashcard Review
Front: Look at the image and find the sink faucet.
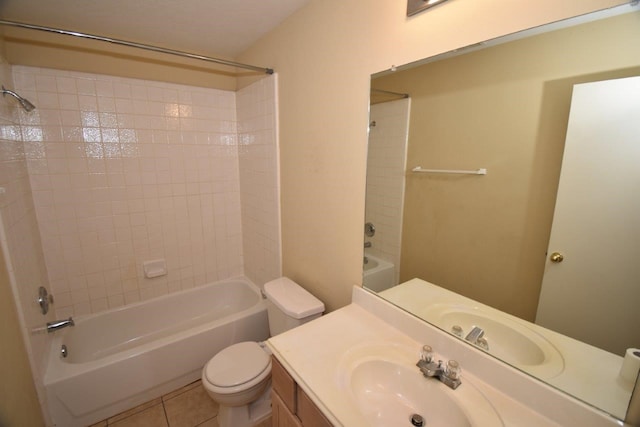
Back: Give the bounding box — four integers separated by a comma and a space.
465, 326, 484, 343
46, 317, 74, 333
416, 345, 462, 390
464, 326, 490, 350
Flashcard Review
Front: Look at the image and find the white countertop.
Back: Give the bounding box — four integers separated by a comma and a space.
267, 286, 621, 426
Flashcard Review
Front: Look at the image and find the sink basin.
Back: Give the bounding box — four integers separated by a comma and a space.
422, 304, 564, 378
349, 359, 503, 426
336, 342, 503, 427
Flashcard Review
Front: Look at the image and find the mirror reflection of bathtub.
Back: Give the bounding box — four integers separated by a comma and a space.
362, 252, 396, 292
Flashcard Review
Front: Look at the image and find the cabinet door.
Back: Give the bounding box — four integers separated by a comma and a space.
272, 356, 297, 413
297, 388, 333, 427
272, 390, 303, 427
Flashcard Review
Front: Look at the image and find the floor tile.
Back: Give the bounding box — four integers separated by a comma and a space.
195, 418, 219, 427
255, 416, 272, 427
164, 382, 218, 427
109, 403, 168, 427
107, 398, 163, 424
162, 380, 201, 402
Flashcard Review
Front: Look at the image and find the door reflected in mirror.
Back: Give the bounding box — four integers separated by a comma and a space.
364, 4, 640, 421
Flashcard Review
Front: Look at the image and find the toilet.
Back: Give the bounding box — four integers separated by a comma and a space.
201, 277, 324, 427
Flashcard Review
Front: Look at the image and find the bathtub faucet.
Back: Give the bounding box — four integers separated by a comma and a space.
46, 317, 75, 333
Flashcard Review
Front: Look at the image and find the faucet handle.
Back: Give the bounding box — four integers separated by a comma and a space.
444, 359, 461, 380
420, 345, 434, 363
476, 337, 490, 351
451, 325, 464, 337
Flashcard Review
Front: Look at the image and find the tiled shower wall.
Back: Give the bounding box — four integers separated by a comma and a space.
0, 57, 52, 420
237, 77, 281, 287
365, 98, 410, 283
13, 66, 280, 318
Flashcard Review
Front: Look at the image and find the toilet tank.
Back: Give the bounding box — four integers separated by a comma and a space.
263, 277, 325, 336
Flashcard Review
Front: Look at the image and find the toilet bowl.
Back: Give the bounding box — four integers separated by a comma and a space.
201, 277, 324, 427
202, 341, 272, 426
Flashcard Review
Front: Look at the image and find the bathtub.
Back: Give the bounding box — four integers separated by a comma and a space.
363, 252, 396, 292
44, 277, 269, 427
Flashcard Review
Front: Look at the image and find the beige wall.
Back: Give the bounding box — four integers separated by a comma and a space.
372, 12, 640, 320
0, 210, 44, 427
238, 0, 627, 312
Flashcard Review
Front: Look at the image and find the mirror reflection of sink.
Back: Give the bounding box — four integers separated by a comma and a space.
349, 359, 503, 427
423, 304, 564, 378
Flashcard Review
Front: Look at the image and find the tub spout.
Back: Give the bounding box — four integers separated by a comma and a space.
47, 317, 74, 333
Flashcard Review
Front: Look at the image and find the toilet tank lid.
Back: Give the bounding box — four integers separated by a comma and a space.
264, 277, 325, 319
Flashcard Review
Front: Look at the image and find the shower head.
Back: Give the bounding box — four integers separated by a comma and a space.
1, 85, 36, 112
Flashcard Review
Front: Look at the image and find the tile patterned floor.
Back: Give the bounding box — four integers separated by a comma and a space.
88, 380, 272, 427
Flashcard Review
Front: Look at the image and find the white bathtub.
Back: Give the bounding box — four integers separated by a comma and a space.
363, 252, 396, 292
44, 277, 269, 427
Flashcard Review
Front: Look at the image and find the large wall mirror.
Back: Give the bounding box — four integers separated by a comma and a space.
364, 3, 640, 421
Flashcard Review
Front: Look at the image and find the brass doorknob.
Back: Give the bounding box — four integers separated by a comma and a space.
550, 252, 564, 263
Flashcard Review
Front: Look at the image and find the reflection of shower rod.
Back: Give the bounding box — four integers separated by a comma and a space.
371, 88, 409, 99
412, 166, 487, 175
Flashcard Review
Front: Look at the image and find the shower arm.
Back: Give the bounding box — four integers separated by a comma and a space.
1, 85, 36, 112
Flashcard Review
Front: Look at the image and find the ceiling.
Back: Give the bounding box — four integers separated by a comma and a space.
0, 0, 311, 58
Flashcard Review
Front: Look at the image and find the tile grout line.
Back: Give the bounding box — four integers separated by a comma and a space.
161, 399, 170, 426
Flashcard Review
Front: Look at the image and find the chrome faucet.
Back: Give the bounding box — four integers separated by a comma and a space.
416, 345, 462, 390
464, 326, 490, 350
46, 317, 74, 333
465, 326, 484, 343
364, 241, 372, 248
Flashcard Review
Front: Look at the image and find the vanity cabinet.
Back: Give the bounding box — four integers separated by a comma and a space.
271, 356, 332, 427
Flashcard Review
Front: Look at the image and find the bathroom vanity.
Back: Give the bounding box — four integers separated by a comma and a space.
267, 286, 626, 426
271, 356, 332, 427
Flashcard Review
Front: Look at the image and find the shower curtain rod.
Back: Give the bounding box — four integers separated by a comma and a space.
0, 19, 274, 75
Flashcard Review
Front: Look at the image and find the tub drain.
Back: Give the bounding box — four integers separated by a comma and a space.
60, 344, 68, 358
410, 413, 425, 426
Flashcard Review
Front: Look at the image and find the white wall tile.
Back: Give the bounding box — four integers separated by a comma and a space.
365, 99, 410, 283
2, 73, 281, 419
237, 75, 281, 287
13, 66, 252, 317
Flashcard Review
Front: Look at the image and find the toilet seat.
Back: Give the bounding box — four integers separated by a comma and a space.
203, 341, 271, 395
